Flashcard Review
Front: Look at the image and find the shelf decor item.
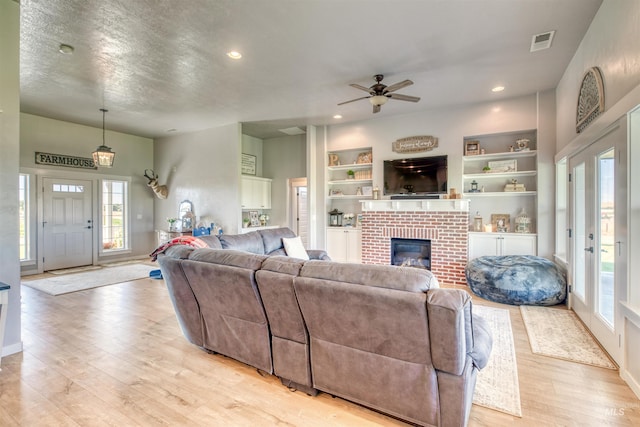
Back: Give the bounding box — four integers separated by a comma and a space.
491, 214, 510, 233
470, 180, 479, 193
329, 209, 343, 227
473, 211, 483, 232
514, 138, 530, 151
249, 211, 260, 227
356, 151, 372, 164
488, 159, 517, 173
328, 153, 340, 166
515, 208, 532, 233
465, 140, 480, 156
504, 179, 526, 192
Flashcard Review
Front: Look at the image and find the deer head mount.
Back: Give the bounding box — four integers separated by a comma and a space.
144, 169, 168, 199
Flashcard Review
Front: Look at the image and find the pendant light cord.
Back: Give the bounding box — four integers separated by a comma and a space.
100, 108, 108, 146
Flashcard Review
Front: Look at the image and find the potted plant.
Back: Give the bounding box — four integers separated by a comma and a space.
167, 217, 178, 231
243, 218, 250, 228
347, 170, 355, 179
482, 166, 491, 173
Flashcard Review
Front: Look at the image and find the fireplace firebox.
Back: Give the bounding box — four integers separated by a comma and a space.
390, 238, 431, 270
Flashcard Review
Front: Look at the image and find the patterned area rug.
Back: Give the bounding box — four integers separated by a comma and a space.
472, 305, 522, 417
22, 264, 156, 296
520, 306, 617, 369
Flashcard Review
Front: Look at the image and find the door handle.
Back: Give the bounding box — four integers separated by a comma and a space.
585, 247, 593, 253
85, 226, 92, 229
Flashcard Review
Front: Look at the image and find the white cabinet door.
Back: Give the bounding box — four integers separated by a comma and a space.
468, 233, 501, 259
327, 228, 361, 263
502, 234, 537, 256
468, 233, 537, 259
241, 176, 272, 209
327, 228, 348, 262
345, 229, 362, 263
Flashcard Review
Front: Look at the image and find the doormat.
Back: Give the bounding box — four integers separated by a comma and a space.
22, 264, 156, 296
472, 305, 522, 417
520, 305, 617, 369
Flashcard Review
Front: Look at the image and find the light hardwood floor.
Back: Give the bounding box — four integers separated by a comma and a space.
1, 278, 639, 426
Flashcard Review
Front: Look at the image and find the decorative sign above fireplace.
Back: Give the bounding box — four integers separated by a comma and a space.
392, 135, 438, 153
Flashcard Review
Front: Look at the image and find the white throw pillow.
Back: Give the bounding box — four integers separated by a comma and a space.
282, 236, 310, 260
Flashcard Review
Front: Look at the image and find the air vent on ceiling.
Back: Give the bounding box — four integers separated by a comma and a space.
278, 126, 306, 136
530, 30, 555, 52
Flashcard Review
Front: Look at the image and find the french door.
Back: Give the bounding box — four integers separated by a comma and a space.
568, 120, 626, 364
289, 178, 309, 247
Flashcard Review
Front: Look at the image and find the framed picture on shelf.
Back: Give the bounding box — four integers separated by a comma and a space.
465, 140, 480, 156
249, 211, 260, 227
488, 159, 517, 172
491, 214, 510, 233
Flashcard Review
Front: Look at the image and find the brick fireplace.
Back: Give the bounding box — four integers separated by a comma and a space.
361, 200, 469, 285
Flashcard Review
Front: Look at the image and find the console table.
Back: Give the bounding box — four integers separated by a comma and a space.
0, 282, 9, 369
155, 229, 192, 246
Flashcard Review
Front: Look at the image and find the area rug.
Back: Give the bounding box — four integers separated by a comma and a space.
50, 265, 102, 275
472, 305, 522, 417
520, 305, 617, 369
21, 264, 156, 296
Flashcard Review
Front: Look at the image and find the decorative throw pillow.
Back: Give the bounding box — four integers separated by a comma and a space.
282, 236, 310, 260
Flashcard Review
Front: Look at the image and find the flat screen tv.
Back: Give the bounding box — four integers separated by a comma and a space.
383, 155, 447, 196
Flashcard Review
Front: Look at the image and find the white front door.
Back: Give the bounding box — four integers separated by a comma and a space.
43, 178, 93, 270
568, 120, 626, 364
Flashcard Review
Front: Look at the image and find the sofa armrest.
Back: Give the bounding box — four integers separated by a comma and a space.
426, 288, 472, 376
307, 249, 331, 260
469, 314, 492, 370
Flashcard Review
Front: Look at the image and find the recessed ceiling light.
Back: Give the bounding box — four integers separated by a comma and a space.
333, 114, 342, 119
492, 86, 505, 92
226, 51, 242, 59
58, 43, 74, 54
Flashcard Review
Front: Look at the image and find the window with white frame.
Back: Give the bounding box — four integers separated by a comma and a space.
19, 173, 30, 260
101, 179, 129, 251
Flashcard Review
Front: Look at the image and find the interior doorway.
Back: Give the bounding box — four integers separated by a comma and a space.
568, 119, 626, 364
289, 178, 308, 247
43, 177, 94, 271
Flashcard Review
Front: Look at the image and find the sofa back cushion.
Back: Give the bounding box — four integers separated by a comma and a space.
218, 231, 265, 254
260, 227, 296, 254
188, 247, 266, 270
197, 235, 223, 249
299, 260, 439, 292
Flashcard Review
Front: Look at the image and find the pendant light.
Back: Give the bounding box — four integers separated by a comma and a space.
92, 108, 115, 167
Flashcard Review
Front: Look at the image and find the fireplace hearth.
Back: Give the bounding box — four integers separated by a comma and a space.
391, 238, 431, 270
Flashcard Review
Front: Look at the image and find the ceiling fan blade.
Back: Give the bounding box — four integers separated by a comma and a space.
383, 79, 413, 94
388, 93, 421, 102
373, 104, 381, 114
349, 83, 374, 93
337, 96, 371, 106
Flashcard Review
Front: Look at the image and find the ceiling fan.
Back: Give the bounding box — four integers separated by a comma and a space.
338, 74, 421, 113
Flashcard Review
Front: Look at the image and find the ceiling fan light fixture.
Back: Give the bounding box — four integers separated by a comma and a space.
370, 95, 388, 106
92, 108, 115, 168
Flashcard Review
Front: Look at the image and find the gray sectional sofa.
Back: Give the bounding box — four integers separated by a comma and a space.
155, 227, 492, 427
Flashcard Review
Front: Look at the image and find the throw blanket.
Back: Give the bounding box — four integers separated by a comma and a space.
150, 236, 209, 261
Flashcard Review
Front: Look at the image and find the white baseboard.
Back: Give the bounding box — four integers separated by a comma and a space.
1, 341, 23, 357
621, 369, 640, 400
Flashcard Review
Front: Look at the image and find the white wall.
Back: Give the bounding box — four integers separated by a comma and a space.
263, 134, 306, 228
324, 94, 556, 258
19, 113, 156, 267
153, 123, 242, 234
0, 0, 22, 356
241, 134, 264, 177
555, 0, 640, 399
556, 0, 640, 151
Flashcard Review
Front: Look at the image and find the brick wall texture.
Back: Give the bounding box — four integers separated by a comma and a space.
361, 211, 469, 285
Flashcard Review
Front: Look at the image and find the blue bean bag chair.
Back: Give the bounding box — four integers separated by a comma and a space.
465, 255, 566, 306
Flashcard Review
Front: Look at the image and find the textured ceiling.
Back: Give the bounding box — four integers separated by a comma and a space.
19, 0, 603, 139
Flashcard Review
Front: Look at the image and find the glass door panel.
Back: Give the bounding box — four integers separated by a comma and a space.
597, 149, 615, 327
573, 162, 587, 302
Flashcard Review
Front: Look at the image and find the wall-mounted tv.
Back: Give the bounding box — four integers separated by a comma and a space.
383, 155, 447, 197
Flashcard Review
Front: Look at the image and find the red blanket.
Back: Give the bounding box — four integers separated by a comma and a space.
150, 235, 209, 261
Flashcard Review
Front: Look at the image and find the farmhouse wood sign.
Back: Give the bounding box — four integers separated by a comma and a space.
35, 152, 97, 169
392, 135, 438, 153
